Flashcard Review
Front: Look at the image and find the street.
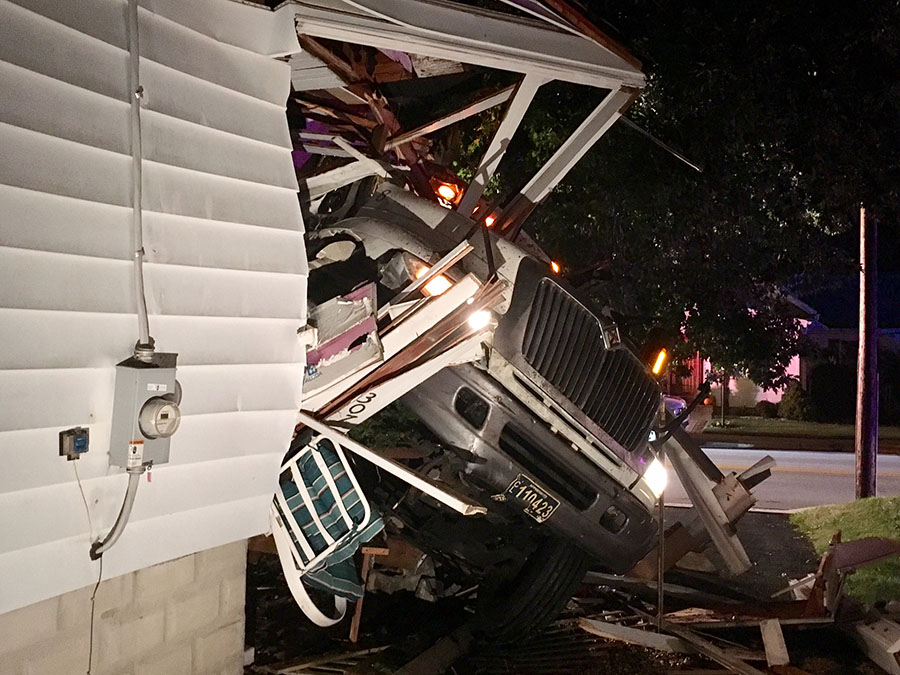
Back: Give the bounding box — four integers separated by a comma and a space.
665, 447, 900, 511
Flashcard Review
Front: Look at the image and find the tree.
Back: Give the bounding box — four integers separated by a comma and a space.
457, 0, 898, 389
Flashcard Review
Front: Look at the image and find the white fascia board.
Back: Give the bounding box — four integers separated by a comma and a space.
290, 0, 645, 90
457, 74, 543, 215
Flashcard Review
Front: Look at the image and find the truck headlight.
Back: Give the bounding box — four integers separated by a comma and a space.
467, 310, 493, 330
415, 265, 453, 296
643, 457, 668, 498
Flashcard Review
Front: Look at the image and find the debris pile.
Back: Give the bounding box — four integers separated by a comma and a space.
566, 532, 900, 675
247, 524, 900, 674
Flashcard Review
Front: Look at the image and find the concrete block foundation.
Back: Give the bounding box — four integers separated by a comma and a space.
0, 540, 247, 675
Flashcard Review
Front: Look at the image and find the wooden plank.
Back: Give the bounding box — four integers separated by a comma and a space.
580, 618, 764, 663
325, 87, 368, 106
348, 552, 376, 643
661, 621, 766, 675
665, 605, 833, 630
384, 85, 515, 150
293, 67, 346, 91
760, 619, 790, 666
248, 534, 277, 554
457, 75, 542, 215
674, 617, 833, 631
379, 538, 425, 570
410, 54, 465, 78
292, 51, 328, 70
579, 618, 693, 653
298, 35, 362, 85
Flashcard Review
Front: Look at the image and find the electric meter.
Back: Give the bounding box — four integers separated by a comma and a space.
139, 398, 181, 438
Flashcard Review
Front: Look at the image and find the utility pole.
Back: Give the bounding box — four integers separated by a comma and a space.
855, 205, 878, 498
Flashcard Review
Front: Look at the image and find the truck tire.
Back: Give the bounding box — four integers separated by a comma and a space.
474, 537, 590, 643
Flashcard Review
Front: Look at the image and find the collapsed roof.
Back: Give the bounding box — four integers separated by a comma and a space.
274, 0, 645, 237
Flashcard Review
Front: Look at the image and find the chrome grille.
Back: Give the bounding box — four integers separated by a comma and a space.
522, 279, 659, 452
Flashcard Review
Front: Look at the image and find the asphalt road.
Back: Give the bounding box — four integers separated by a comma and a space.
664, 447, 900, 511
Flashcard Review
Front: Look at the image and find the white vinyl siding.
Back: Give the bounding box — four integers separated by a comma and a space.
0, 0, 304, 613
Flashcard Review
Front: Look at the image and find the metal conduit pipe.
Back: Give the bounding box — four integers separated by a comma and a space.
90, 467, 144, 560
127, 0, 153, 360
90, 0, 151, 561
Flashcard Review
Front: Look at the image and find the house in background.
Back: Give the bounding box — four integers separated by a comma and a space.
798, 274, 900, 422
664, 279, 900, 411
666, 296, 815, 409
667, 345, 803, 410
801, 274, 900, 356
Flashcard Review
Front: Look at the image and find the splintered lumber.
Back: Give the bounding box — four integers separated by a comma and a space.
579, 616, 764, 663
384, 85, 516, 150
348, 545, 390, 643
660, 621, 766, 675
578, 617, 693, 653
760, 618, 790, 666
665, 605, 833, 630
298, 35, 362, 85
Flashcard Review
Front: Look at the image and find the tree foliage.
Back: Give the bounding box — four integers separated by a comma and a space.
461, 0, 898, 389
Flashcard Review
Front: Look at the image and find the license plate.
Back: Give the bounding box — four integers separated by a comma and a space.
505, 473, 560, 523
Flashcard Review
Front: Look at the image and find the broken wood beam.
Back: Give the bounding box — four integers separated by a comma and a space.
298, 35, 364, 85
348, 545, 390, 643
294, 98, 378, 129
665, 604, 833, 630
578, 617, 693, 653
384, 85, 516, 150
296, 411, 488, 517
660, 620, 767, 675
760, 618, 790, 667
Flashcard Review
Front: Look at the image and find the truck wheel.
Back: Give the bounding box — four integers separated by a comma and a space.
474, 537, 590, 643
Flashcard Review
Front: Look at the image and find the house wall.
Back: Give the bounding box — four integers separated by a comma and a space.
726, 354, 801, 408
0, 0, 304, 615
0, 540, 247, 675
671, 353, 802, 408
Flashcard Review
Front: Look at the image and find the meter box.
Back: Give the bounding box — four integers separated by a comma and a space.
109, 353, 181, 469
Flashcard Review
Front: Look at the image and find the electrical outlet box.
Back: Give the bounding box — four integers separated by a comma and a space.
59, 426, 90, 461
109, 352, 180, 469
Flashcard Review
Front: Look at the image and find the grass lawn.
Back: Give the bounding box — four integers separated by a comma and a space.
791, 497, 900, 605
704, 415, 900, 439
